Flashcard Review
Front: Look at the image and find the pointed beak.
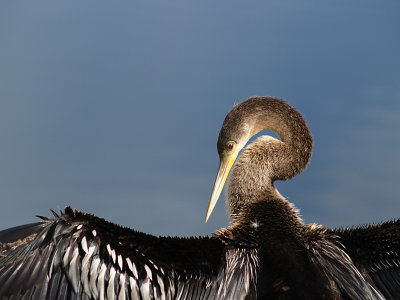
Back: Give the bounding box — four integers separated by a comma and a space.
205, 152, 238, 222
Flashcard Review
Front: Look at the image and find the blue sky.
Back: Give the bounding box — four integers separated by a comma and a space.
0, 1, 399, 236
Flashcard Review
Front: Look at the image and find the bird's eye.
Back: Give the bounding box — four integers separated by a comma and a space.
226, 142, 235, 151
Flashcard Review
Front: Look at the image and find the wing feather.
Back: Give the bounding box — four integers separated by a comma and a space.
1, 207, 256, 299
332, 220, 400, 299
308, 237, 384, 299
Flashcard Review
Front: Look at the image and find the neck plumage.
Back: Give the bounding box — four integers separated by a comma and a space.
226, 97, 313, 224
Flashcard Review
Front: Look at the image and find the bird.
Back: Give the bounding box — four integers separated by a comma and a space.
0, 96, 399, 299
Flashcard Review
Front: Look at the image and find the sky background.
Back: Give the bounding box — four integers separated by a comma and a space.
0, 1, 399, 237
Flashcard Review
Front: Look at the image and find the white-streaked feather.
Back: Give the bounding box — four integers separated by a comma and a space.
97, 263, 107, 300
68, 246, 80, 292
89, 257, 101, 298
63, 245, 72, 267
81, 243, 96, 296
81, 236, 89, 253
129, 276, 140, 300
107, 266, 117, 300
140, 277, 152, 300
118, 254, 123, 271
157, 274, 166, 300
118, 273, 127, 300
126, 257, 138, 279
144, 264, 152, 279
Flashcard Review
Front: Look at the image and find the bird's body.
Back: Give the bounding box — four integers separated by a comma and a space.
1, 96, 399, 299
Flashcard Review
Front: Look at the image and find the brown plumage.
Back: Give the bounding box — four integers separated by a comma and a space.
222, 97, 312, 223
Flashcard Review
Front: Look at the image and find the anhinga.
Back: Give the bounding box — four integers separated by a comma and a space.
1, 96, 399, 299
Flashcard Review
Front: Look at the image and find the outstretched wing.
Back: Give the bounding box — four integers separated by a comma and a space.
0, 222, 43, 243
332, 220, 400, 300
0, 207, 230, 300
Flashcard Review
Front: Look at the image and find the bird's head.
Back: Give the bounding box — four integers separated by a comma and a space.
205, 103, 253, 223
205, 96, 312, 223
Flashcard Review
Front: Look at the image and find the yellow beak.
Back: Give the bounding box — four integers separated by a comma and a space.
205, 152, 238, 222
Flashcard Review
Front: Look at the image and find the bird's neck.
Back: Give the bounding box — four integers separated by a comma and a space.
227, 170, 304, 227
226, 98, 312, 224
246, 99, 313, 181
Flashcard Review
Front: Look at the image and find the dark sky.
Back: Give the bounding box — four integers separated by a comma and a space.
1, 1, 399, 236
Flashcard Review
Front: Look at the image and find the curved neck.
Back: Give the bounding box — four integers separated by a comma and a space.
226, 97, 313, 222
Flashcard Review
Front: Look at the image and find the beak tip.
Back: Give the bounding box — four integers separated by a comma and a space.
205, 208, 212, 223
205, 213, 211, 223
